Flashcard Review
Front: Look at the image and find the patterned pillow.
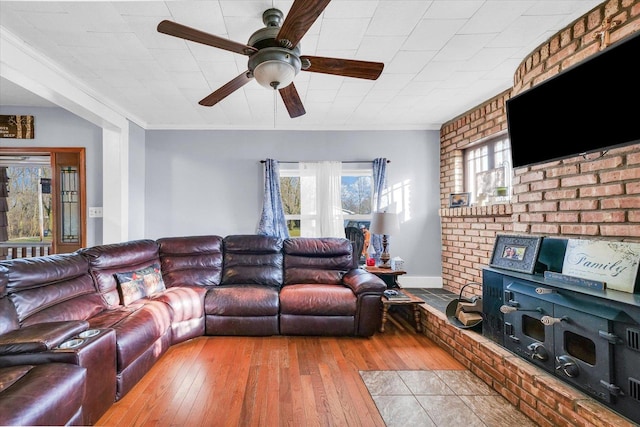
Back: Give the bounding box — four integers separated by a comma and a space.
114, 264, 166, 306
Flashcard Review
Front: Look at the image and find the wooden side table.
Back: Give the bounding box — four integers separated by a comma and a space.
380, 289, 424, 333
365, 266, 406, 288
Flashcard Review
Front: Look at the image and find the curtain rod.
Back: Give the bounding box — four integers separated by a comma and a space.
260, 159, 390, 164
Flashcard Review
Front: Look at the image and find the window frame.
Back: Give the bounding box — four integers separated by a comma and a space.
463, 133, 512, 205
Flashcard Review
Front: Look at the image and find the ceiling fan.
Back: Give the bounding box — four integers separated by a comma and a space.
157, 0, 384, 118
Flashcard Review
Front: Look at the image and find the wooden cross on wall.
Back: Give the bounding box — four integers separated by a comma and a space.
594, 17, 621, 50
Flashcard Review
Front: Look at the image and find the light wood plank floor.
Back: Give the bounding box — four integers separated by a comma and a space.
97, 316, 465, 427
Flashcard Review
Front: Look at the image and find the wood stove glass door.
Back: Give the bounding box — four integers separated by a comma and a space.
504, 292, 555, 372
553, 305, 614, 403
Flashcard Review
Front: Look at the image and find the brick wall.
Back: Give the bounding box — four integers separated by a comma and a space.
440, 0, 640, 297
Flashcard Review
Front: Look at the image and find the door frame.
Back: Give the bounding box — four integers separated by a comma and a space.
0, 147, 86, 253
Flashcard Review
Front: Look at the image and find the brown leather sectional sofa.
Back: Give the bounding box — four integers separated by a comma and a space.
0, 234, 386, 426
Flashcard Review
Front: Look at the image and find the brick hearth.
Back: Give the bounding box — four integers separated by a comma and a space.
418, 303, 636, 427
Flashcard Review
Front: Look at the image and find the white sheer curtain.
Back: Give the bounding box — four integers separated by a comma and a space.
300, 161, 345, 238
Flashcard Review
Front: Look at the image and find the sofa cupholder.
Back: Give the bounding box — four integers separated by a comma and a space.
78, 329, 100, 339
58, 338, 84, 349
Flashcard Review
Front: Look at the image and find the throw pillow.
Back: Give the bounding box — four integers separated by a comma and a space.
114, 263, 166, 306
141, 264, 166, 295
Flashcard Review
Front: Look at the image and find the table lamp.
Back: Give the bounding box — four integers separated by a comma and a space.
369, 211, 400, 268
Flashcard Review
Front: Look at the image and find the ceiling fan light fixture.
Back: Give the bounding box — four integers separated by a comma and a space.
249, 47, 301, 90
254, 60, 296, 89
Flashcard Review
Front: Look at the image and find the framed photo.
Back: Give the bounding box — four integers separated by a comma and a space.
449, 192, 470, 208
489, 234, 543, 274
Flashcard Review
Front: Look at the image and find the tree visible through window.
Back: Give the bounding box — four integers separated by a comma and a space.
6, 165, 52, 243
280, 165, 373, 236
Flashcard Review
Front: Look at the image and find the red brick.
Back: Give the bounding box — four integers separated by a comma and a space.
627, 181, 640, 194
516, 213, 545, 223
601, 224, 640, 238
493, 382, 519, 406
545, 212, 579, 223
600, 166, 640, 183
528, 201, 558, 212
544, 189, 578, 200
537, 400, 573, 426
556, 402, 591, 427
628, 150, 640, 165
531, 223, 561, 234
560, 224, 600, 235
519, 170, 545, 183
561, 174, 598, 187
629, 210, 640, 222
559, 199, 599, 211
574, 399, 636, 427
580, 211, 626, 223
546, 164, 579, 177
601, 196, 640, 209
530, 179, 560, 191
579, 156, 624, 172
579, 183, 624, 197
520, 401, 554, 427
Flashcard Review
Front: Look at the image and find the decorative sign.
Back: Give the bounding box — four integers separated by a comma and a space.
0, 115, 34, 139
543, 271, 606, 291
562, 239, 640, 293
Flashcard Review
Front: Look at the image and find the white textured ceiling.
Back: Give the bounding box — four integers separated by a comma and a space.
0, 1, 602, 130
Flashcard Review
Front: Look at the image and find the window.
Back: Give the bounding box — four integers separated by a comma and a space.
464, 134, 512, 205
280, 163, 373, 236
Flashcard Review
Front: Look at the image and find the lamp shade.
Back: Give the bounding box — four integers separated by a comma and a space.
370, 212, 399, 235
253, 60, 296, 89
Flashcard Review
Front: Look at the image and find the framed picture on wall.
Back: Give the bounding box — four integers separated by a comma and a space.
489, 234, 543, 274
449, 192, 470, 208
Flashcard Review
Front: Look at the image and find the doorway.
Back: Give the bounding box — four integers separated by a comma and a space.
0, 148, 86, 259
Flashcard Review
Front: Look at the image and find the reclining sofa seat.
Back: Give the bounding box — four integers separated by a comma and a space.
157, 235, 221, 340
207, 235, 283, 335
280, 237, 386, 337
81, 239, 174, 400
0, 363, 86, 426
0, 253, 117, 425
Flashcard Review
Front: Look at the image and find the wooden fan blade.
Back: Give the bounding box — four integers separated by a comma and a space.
158, 20, 257, 56
199, 72, 253, 107
302, 56, 384, 80
279, 84, 306, 118
277, 0, 332, 48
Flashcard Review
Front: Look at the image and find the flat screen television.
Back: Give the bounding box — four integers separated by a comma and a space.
506, 31, 640, 169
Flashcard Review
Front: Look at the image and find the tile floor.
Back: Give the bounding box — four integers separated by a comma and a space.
365, 288, 535, 426
360, 370, 537, 427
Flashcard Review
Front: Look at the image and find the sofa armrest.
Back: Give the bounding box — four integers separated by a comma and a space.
0, 321, 89, 355
342, 269, 386, 295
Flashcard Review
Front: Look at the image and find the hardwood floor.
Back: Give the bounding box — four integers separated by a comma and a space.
97, 316, 465, 427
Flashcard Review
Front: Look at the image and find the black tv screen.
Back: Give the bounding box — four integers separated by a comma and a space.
506, 31, 640, 168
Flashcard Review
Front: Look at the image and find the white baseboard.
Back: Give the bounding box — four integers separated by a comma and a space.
397, 276, 443, 288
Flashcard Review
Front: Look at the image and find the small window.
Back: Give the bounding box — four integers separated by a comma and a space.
464, 134, 512, 205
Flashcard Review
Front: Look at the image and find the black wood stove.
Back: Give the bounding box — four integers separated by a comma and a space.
482, 266, 640, 424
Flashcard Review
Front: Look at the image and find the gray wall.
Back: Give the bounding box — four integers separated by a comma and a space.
0, 107, 443, 278
0, 106, 103, 246
145, 129, 442, 278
